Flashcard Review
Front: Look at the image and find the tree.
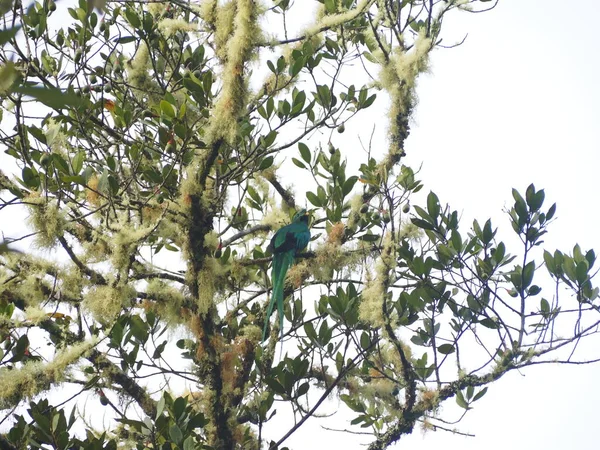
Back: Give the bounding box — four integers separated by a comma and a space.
0, 0, 598, 449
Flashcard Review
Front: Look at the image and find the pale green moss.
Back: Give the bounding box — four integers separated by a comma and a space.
83, 285, 135, 324
346, 193, 365, 230
1, 253, 55, 308
399, 222, 423, 241
16, 274, 46, 308
362, 377, 397, 402
359, 270, 384, 327
311, 223, 360, 281
157, 18, 198, 37
179, 160, 203, 210
147, 2, 167, 17
380, 30, 432, 152
157, 219, 185, 248
111, 222, 157, 276
359, 233, 395, 327
418, 387, 440, 411
214, 1, 236, 61
204, 231, 220, 251
305, 0, 373, 35
125, 42, 162, 106
207, 0, 261, 144
26, 195, 65, 248
0, 338, 98, 409
44, 118, 68, 153
197, 257, 226, 314
197, 0, 217, 23
252, 174, 270, 198
59, 265, 86, 299
145, 279, 186, 327
24, 306, 47, 324
260, 207, 289, 231
80, 234, 111, 264
239, 324, 261, 343
390, 31, 431, 89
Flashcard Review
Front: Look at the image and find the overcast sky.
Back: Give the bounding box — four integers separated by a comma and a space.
2, 0, 600, 448
403, 1, 600, 448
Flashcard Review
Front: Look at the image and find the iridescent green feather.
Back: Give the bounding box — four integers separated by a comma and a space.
262, 209, 310, 343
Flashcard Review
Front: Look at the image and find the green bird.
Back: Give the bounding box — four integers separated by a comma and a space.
262, 208, 311, 343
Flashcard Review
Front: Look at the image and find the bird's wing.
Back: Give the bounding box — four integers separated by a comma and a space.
270, 223, 306, 253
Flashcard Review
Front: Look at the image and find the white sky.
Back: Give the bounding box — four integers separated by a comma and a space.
385, 1, 600, 448
2, 0, 600, 448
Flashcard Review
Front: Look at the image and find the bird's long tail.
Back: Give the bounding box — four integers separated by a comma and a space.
262, 250, 295, 342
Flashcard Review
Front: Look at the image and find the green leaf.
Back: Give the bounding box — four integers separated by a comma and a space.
361, 93, 376, 109
299, 142, 311, 163
183, 436, 196, 450
52, 154, 70, 174
173, 396, 186, 419
296, 382, 309, 397
342, 176, 358, 196
114, 36, 136, 44
456, 390, 469, 409
72, 151, 85, 174
472, 387, 488, 401
22, 167, 40, 188
466, 386, 474, 400
156, 395, 166, 419
427, 191, 440, 219
97, 169, 109, 194
576, 261, 589, 285
258, 156, 274, 170
546, 203, 556, 220
340, 394, 364, 413
289, 57, 304, 77
0, 26, 21, 46
129, 315, 148, 343
262, 130, 277, 148
291, 90, 306, 114
528, 285, 541, 296
411, 218, 435, 231
525, 184, 544, 211
358, 233, 379, 242
543, 250, 555, 274
291, 157, 306, 169
276, 55, 286, 72
360, 332, 371, 349
264, 377, 285, 395
14, 85, 83, 109
304, 322, 318, 342
522, 261, 535, 290
479, 318, 498, 329
512, 188, 528, 222
306, 191, 322, 207
125, 8, 141, 28
451, 230, 462, 252
437, 343, 455, 355
160, 100, 176, 118
169, 424, 183, 445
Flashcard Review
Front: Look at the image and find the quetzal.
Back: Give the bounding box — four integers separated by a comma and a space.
262, 208, 311, 343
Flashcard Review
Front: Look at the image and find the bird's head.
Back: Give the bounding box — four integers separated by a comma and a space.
292, 208, 310, 223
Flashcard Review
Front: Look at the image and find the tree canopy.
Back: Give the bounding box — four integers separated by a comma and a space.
0, 1, 598, 449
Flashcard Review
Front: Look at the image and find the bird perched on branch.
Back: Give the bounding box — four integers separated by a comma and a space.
262, 208, 311, 343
